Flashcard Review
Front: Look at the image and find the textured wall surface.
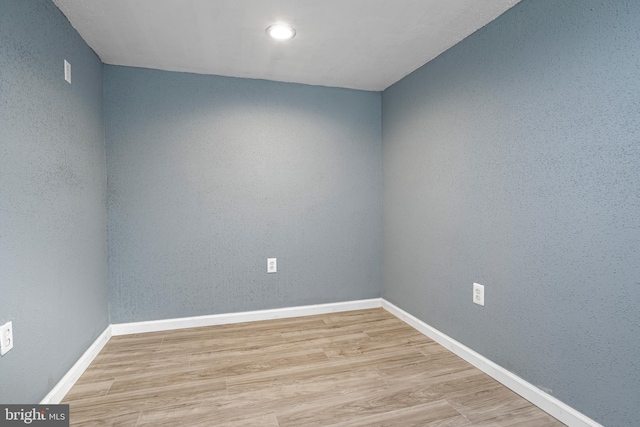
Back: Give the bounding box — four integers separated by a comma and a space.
0, 0, 108, 403
105, 66, 382, 323
382, 0, 639, 426
382, 0, 640, 427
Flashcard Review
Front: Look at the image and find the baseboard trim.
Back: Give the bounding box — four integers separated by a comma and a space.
42, 298, 603, 427
41, 299, 381, 403
40, 325, 112, 405
381, 299, 604, 427
111, 299, 382, 336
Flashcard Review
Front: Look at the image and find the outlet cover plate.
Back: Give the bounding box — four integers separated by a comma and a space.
267, 258, 277, 273
473, 283, 485, 306
1, 321, 13, 356
64, 60, 71, 84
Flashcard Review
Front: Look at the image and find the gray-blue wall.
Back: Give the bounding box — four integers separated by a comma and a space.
0, 0, 108, 403
382, 1, 640, 426
105, 66, 382, 323
4, 1, 637, 422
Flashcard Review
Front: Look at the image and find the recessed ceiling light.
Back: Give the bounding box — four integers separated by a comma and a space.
266, 24, 296, 41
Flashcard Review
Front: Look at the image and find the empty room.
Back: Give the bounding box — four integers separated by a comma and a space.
1, 0, 638, 426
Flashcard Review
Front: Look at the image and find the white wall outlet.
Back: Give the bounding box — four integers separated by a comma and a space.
267, 258, 277, 273
1, 321, 14, 356
473, 283, 485, 306
64, 59, 71, 84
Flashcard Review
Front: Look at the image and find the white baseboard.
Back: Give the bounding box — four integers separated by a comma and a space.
40, 299, 380, 404
381, 299, 604, 427
41, 297, 603, 427
40, 325, 112, 405
111, 299, 382, 336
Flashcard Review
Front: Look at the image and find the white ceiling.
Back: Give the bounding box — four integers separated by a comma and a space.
52, 0, 520, 91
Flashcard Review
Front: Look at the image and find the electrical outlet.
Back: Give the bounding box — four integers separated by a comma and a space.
1, 321, 13, 356
473, 283, 485, 306
64, 59, 71, 84
267, 258, 277, 273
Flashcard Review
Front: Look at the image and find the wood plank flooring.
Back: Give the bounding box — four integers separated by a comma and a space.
62, 308, 565, 426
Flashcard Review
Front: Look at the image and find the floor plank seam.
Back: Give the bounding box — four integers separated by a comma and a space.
103, 378, 115, 397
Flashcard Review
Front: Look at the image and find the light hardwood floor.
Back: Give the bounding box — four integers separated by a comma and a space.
62, 308, 565, 426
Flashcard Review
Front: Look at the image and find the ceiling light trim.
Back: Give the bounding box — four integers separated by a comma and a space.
266, 24, 296, 41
